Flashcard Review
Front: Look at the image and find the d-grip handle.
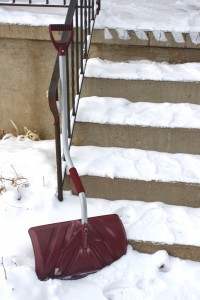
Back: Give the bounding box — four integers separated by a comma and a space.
49, 24, 73, 56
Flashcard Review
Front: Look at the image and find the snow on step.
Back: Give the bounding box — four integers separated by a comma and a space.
71, 146, 200, 184
111, 199, 200, 246
77, 96, 200, 129
85, 58, 200, 82
95, 0, 200, 34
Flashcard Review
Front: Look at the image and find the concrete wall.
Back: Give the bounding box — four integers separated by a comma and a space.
0, 24, 58, 139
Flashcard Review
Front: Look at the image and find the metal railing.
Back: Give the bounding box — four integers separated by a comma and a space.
0, 0, 71, 7
0, 0, 100, 9
48, 0, 100, 201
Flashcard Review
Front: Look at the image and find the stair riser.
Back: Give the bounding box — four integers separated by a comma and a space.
129, 240, 200, 262
64, 176, 200, 208
81, 78, 200, 104
89, 44, 200, 63
92, 29, 200, 49
72, 122, 200, 154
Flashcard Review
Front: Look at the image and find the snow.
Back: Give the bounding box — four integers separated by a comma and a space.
153, 30, 167, 42
0, 5, 66, 26
190, 32, 200, 44
104, 28, 113, 40
70, 145, 200, 184
94, 0, 200, 33
135, 29, 149, 41
85, 58, 200, 82
1, 0, 200, 34
1, 137, 200, 300
116, 28, 130, 41
77, 96, 200, 129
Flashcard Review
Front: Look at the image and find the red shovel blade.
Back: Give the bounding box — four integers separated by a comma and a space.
29, 214, 127, 280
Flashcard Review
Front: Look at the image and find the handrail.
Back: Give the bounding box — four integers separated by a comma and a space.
0, 0, 70, 7
0, 0, 97, 8
48, 0, 100, 201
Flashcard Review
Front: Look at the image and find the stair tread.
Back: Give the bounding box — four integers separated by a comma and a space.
70, 145, 200, 184
110, 199, 200, 247
95, 0, 200, 35
85, 58, 200, 82
77, 96, 200, 129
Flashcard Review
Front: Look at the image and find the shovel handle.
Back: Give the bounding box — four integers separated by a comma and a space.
49, 24, 73, 56
69, 167, 85, 194
69, 167, 87, 224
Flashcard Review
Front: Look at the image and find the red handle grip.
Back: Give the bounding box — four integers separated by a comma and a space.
49, 24, 73, 56
69, 167, 85, 194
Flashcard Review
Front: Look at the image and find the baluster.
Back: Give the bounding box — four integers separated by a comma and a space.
92, 0, 94, 20
71, 30, 75, 116
75, 2, 80, 94
96, 0, 101, 14
65, 49, 71, 138
84, 0, 88, 57
88, 0, 91, 35
80, 0, 84, 73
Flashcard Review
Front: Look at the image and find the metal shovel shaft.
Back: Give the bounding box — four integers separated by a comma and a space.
59, 55, 88, 225
59, 55, 73, 169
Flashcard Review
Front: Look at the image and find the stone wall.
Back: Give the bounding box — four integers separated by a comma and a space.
0, 24, 57, 139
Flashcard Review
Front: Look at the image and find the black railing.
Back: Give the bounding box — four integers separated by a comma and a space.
48, 0, 100, 201
0, 0, 70, 7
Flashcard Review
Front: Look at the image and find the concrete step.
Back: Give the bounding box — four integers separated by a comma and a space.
90, 29, 200, 63
64, 175, 200, 208
81, 59, 200, 103
72, 97, 200, 154
81, 77, 200, 104
64, 146, 200, 207
92, 29, 200, 49
72, 122, 200, 154
129, 240, 200, 262
89, 43, 200, 64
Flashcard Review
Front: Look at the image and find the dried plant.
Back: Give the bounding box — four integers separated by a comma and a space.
0, 165, 29, 199
1, 120, 40, 141
0, 129, 7, 140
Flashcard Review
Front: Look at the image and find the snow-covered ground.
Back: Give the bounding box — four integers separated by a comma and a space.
1, 137, 200, 300
0, 0, 200, 34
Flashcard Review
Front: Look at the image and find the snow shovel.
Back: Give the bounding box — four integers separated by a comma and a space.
28, 24, 127, 280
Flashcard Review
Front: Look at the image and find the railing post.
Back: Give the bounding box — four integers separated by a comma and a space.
71, 29, 75, 116
75, 3, 80, 94
80, 0, 84, 74
88, 0, 91, 35
91, 0, 95, 20
84, 0, 88, 58
96, 0, 100, 14
65, 49, 71, 138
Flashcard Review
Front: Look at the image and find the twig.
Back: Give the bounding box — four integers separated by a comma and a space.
1, 257, 7, 280
10, 164, 19, 178
10, 119, 19, 137
0, 175, 28, 187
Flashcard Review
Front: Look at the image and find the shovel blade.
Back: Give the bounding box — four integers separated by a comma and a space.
29, 214, 127, 280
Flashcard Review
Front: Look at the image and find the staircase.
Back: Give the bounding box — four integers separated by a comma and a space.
65, 28, 200, 261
